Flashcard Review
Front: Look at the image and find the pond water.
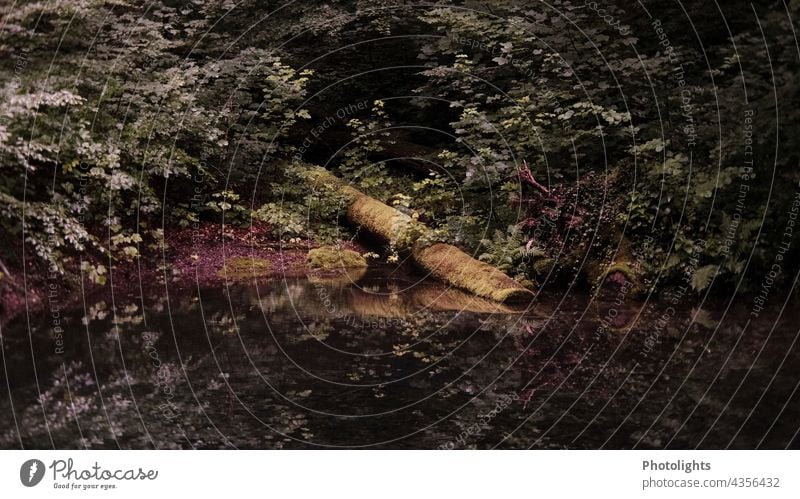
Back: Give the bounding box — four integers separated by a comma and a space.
1, 266, 798, 449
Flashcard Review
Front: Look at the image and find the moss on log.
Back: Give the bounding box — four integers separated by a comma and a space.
411, 243, 534, 303
347, 194, 428, 248
217, 256, 272, 279
585, 238, 644, 297
303, 164, 534, 303
306, 246, 367, 270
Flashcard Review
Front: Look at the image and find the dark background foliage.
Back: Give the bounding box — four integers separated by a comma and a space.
1, 0, 798, 295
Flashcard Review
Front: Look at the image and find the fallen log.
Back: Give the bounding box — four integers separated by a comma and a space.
302, 164, 534, 303
410, 243, 534, 303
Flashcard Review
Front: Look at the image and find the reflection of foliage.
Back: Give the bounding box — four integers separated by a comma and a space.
1, 273, 797, 448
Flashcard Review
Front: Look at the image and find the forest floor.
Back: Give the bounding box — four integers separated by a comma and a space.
0, 221, 365, 325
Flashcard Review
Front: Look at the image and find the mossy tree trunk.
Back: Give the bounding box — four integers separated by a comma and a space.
584, 237, 644, 297
303, 165, 534, 303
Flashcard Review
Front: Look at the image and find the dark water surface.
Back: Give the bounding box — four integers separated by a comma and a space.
1, 266, 799, 449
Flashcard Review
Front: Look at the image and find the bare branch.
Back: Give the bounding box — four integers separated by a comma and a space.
518, 160, 550, 195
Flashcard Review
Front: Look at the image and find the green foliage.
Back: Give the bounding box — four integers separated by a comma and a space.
691, 265, 718, 292
253, 162, 353, 242
253, 202, 307, 240
478, 225, 544, 281
204, 191, 250, 227
0, 0, 312, 270
410, 1, 800, 290
337, 101, 396, 197
0, 193, 97, 272
410, 173, 458, 223
1, 0, 798, 294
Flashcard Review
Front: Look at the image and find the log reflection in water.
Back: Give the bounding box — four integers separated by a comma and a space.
343, 281, 531, 317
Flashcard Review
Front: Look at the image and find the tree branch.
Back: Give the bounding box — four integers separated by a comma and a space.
0, 258, 23, 293
518, 160, 550, 195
